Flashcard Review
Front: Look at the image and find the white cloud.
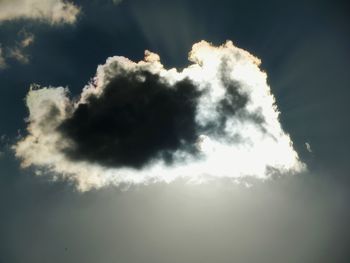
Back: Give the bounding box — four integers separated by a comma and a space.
14, 41, 306, 191
305, 142, 312, 153
0, 0, 80, 25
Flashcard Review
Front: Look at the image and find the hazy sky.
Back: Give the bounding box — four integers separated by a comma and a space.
0, 0, 350, 262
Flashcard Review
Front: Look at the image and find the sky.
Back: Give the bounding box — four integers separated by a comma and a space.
0, 0, 350, 262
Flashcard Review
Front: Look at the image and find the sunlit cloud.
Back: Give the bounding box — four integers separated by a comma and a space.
14, 40, 305, 191
0, 0, 80, 25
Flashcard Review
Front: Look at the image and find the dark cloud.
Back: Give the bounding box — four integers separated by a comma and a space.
59, 69, 202, 169
57, 58, 268, 169
14, 40, 304, 189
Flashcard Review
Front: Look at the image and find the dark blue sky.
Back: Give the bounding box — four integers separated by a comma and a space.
0, 0, 350, 262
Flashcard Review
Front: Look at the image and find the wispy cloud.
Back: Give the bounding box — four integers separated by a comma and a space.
7, 31, 35, 64
305, 142, 312, 153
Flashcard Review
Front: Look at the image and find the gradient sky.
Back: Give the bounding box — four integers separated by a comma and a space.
0, 0, 350, 262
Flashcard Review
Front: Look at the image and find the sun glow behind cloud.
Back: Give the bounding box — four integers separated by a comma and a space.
14, 40, 305, 191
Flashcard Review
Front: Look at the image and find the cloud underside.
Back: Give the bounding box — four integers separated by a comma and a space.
14, 40, 305, 191
0, 0, 80, 24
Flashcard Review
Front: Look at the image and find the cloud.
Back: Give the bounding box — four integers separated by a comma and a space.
14, 40, 305, 191
305, 142, 312, 153
0, 0, 79, 69
0, 46, 6, 69
59, 71, 201, 169
0, 0, 80, 25
8, 48, 29, 64
7, 31, 35, 64
20, 32, 35, 47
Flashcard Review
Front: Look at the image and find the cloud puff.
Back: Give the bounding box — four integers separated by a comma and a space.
14, 41, 305, 191
305, 142, 312, 153
0, 0, 80, 25
20, 32, 35, 47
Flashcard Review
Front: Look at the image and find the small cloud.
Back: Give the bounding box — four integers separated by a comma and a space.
8, 47, 30, 64
2, 31, 35, 65
305, 142, 312, 153
0, 47, 6, 69
20, 32, 35, 48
